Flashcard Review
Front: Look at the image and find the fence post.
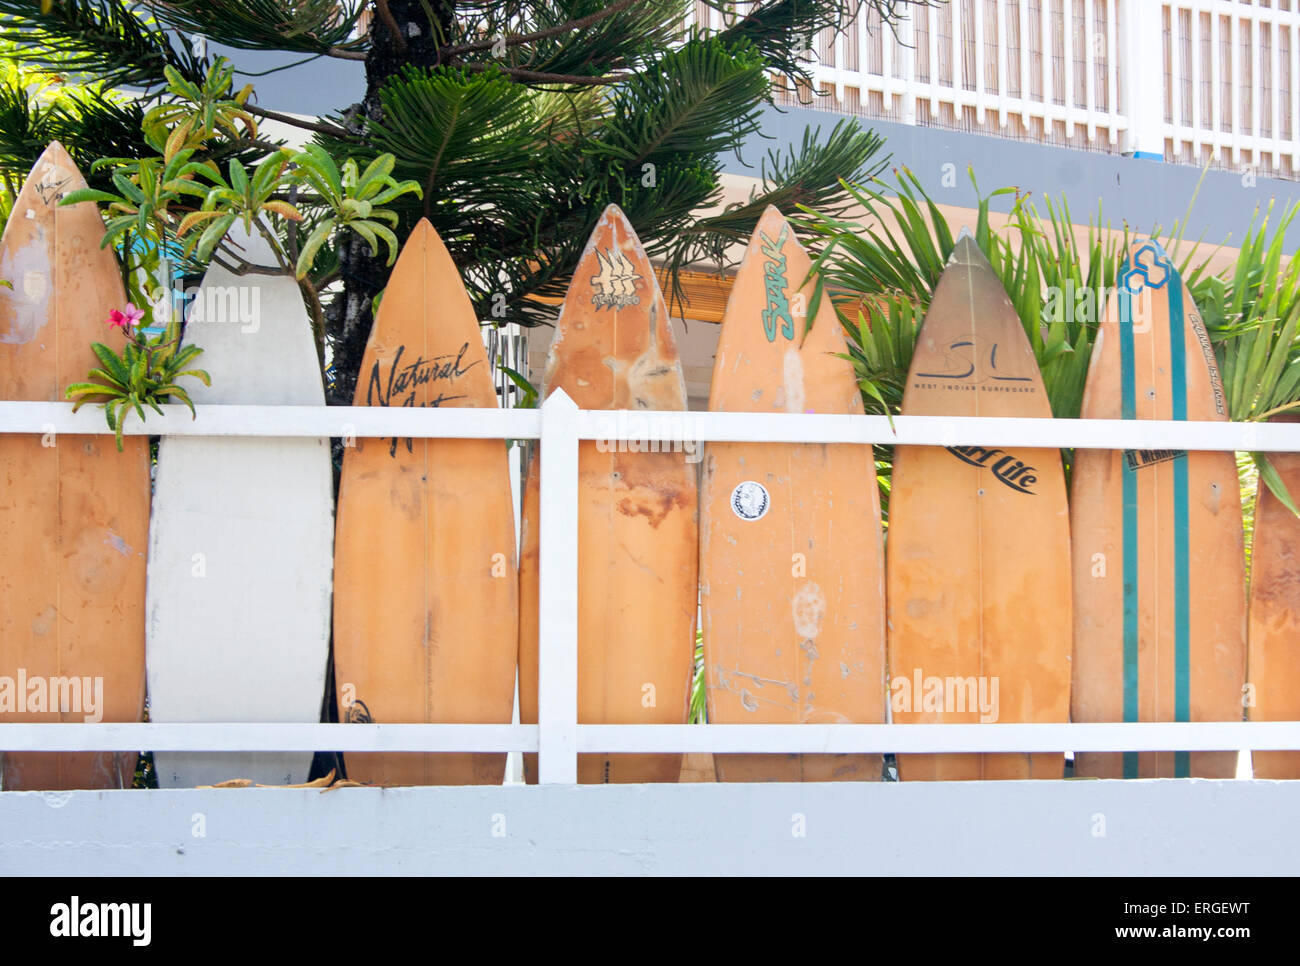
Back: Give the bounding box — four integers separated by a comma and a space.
537, 388, 580, 784
1118, 0, 1166, 159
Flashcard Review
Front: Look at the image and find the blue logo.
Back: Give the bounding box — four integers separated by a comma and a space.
1122, 241, 1171, 292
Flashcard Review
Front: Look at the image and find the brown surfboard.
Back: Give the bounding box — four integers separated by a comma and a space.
1246, 416, 1300, 779
518, 204, 697, 784
887, 235, 1072, 781
0, 142, 149, 790
1072, 238, 1246, 779
700, 205, 886, 782
333, 218, 517, 785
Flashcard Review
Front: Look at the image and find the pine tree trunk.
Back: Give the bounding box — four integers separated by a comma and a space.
312, 3, 458, 780
325, 1, 455, 406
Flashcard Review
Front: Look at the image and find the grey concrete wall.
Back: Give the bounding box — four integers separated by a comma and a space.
726, 104, 1300, 250
1, 780, 1292, 875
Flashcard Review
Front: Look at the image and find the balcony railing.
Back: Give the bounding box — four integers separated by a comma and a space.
692, 1, 1300, 178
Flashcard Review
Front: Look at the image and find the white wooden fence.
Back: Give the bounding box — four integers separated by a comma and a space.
2, 392, 1299, 785
691, 0, 1300, 177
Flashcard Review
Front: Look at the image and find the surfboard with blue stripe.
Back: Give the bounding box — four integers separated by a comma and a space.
1071, 239, 1246, 780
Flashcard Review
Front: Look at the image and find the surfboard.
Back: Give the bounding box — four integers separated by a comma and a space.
518, 204, 697, 784
887, 235, 1072, 781
1072, 238, 1246, 779
146, 224, 333, 788
1246, 418, 1300, 779
0, 142, 149, 790
700, 205, 886, 783
333, 218, 517, 786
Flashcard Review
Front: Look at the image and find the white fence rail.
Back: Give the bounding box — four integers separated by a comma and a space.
2, 391, 1299, 785
694, 0, 1300, 177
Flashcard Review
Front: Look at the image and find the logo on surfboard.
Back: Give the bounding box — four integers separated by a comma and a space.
1124, 449, 1187, 470
759, 223, 795, 343
343, 699, 374, 724
35, 162, 72, 205
364, 341, 480, 455
730, 481, 770, 521
945, 446, 1038, 494
914, 337, 1034, 390
1121, 242, 1171, 292
590, 247, 641, 309
1189, 308, 1227, 416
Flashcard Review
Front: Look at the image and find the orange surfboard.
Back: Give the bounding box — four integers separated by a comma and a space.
1072, 239, 1246, 779
0, 143, 149, 790
1246, 417, 1300, 779
700, 205, 886, 782
887, 235, 1072, 781
333, 218, 517, 785
518, 204, 697, 784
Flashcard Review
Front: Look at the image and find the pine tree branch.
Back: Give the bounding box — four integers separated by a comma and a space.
461, 63, 627, 85
439, 0, 643, 59
245, 103, 353, 140
209, 249, 292, 277
326, 46, 369, 61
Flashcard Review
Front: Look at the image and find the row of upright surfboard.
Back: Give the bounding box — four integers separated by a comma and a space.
0, 143, 1296, 790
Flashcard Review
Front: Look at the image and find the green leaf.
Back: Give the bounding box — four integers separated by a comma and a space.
58, 187, 122, 207
1256, 452, 1300, 517
500, 365, 538, 409
195, 212, 238, 262
90, 342, 130, 386
65, 381, 115, 399
295, 218, 335, 279
175, 368, 211, 387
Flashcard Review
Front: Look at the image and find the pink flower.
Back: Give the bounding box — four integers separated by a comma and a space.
107, 304, 145, 329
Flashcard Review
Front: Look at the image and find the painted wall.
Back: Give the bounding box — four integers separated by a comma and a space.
730, 104, 1300, 250
2, 780, 1295, 874
219, 46, 365, 117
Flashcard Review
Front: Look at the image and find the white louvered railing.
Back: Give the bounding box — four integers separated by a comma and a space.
691, 1, 1300, 177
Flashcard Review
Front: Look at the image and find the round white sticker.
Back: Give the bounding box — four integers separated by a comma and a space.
730, 481, 770, 521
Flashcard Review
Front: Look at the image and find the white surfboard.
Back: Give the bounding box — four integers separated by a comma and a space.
146, 225, 334, 787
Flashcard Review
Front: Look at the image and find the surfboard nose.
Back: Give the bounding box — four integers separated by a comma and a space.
948, 232, 988, 268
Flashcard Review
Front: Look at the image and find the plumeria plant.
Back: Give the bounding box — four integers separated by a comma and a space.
66, 302, 210, 451
59, 55, 422, 436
